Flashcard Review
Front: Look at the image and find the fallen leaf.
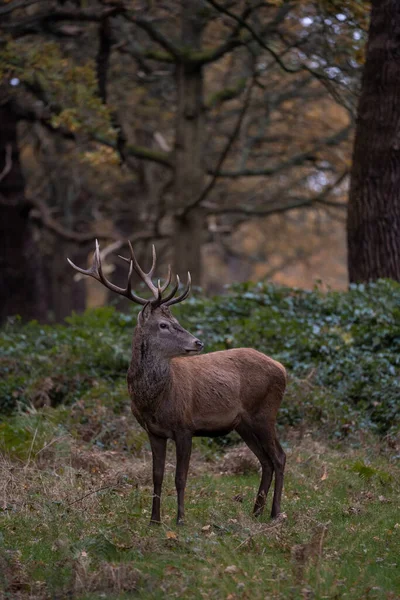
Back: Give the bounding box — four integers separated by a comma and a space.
225, 565, 239, 574
202, 524, 211, 532
166, 531, 177, 539
321, 465, 328, 481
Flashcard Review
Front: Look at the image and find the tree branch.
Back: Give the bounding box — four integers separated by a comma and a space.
204, 0, 300, 74
182, 75, 255, 217
207, 171, 348, 217
0, 6, 123, 34
123, 14, 182, 61
28, 195, 165, 245
14, 98, 173, 170
0, 144, 12, 183
0, 0, 44, 17
208, 125, 351, 178
115, 40, 152, 75
93, 134, 173, 169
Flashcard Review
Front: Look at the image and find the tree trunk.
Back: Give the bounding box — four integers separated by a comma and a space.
347, 0, 400, 283
0, 100, 49, 323
173, 1, 205, 286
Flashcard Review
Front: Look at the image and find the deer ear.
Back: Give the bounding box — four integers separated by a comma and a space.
137, 302, 152, 327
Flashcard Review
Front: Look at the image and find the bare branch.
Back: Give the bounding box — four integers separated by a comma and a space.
115, 40, 152, 75
207, 171, 349, 217
182, 75, 255, 217
123, 14, 182, 61
204, 0, 299, 74
93, 134, 173, 169
0, 144, 12, 183
204, 0, 356, 116
28, 195, 164, 245
208, 125, 351, 178
0, 6, 123, 34
0, 0, 45, 17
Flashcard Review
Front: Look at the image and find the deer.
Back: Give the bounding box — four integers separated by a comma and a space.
68, 241, 287, 525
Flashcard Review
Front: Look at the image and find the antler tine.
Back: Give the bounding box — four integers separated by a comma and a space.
68, 240, 148, 305
159, 264, 172, 293
165, 272, 192, 307
67, 239, 101, 280
127, 241, 159, 299
160, 274, 180, 304
149, 244, 157, 278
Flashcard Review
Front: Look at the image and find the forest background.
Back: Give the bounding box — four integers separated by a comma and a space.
0, 0, 377, 322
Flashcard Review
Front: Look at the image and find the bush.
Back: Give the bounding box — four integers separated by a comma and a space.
1, 280, 399, 436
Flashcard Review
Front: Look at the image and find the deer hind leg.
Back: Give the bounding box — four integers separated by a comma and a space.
269, 437, 286, 518
149, 433, 167, 525
235, 422, 274, 518
237, 420, 286, 519
255, 423, 286, 518
174, 433, 193, 526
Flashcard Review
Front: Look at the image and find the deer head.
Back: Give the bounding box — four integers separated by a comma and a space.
67, 240, 204, 358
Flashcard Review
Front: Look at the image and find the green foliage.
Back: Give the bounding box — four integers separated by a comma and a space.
351, 460, 393, 484
0, 40, 114, 137
1, 281, 399, 435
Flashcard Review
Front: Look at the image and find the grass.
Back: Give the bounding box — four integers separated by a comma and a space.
1, 280, 400, 597
0, 417, 399, 600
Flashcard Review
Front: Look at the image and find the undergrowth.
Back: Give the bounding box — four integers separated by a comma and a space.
1, 279, 399, 437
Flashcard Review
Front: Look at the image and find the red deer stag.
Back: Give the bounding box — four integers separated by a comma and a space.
68, 241, 286, 525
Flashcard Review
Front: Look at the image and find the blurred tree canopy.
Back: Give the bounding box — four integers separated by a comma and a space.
0, 0, 371, 321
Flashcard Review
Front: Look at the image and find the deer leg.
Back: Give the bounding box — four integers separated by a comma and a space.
236, 422, 274, 518
269, 437, 286, 519
250, 423, 286, 519
174, 433, 192, 526
148, 433, 167, 525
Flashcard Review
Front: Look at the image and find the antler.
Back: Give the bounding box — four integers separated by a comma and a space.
68, 240, 191, 308
67, 240, 148, 305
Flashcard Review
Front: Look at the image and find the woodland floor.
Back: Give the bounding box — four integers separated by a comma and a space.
0, 424, 399, 600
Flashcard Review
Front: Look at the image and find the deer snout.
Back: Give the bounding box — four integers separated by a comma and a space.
194, 339, 204, 351
186, 338, 203, 353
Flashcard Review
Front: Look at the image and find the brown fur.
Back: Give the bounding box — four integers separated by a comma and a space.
68, 244, 287, 525
127, 305, 287, 525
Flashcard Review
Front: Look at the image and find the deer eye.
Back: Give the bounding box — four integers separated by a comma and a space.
159, 322, 168, 330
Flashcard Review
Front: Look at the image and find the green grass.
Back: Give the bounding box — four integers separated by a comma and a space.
1, 280, 400, 597
0, 427, 399, 600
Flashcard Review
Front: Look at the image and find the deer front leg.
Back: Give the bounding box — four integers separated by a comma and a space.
174, 432, 192, 526
149, 433, 167, 525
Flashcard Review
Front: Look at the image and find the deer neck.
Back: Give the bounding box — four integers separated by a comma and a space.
128, 329, 172, 410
